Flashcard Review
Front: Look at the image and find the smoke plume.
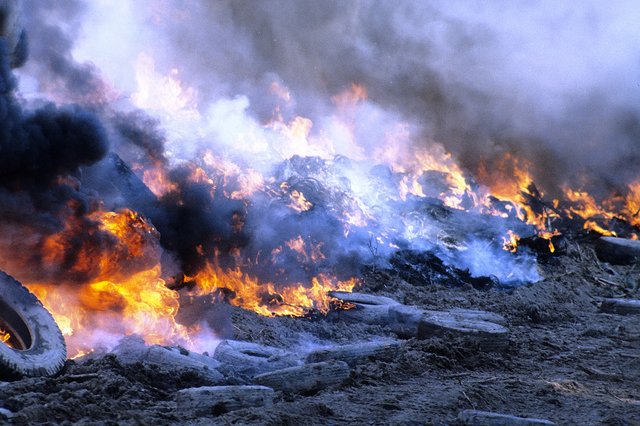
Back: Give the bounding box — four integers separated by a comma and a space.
8, 1, 640, 291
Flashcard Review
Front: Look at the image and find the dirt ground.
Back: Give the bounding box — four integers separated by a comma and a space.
1, 240, 639, 425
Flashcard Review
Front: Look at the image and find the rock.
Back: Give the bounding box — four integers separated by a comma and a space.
0, 408, 14, 419
458, 410, 555, 425
180, 349, 224, 371
329, 303, 392, 325
253, 361, 350, 394
306, 341, 403, 366
328, 291, 400, 325
176, 385, 274, 416
600, 298, 640, 315
596, 237, 640, 265
213, 340, 300, 377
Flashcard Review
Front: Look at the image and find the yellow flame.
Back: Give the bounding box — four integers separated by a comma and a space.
189, 260, 357, 317
280, 182, 314, 213
0, 329, 11, 345
24, 210, 194, 358
502, 230, 520, 253
143, 167, 178, 197
623, 181, 640, 227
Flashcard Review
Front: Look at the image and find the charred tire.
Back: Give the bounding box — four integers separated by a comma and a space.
0, 271, 66, 378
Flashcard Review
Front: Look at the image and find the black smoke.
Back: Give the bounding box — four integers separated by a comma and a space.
0, 34, 111, 284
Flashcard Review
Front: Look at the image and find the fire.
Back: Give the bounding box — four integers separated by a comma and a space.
623, 181, 640, 227
188, 260, 357, 317
477, 154, 558, 229
270, 82, 292, 103
503, 230, 520, 253
129, 61, 637, 253
0, 329, 11, 345
10, 44, 640, 361
538, 230, 560, 253
28, 266, 193, 358
563, 188, 616, 224
267, 115, 335, 159
483, 158, 640, 249
332, 83, 368, 109
285, 236, 326, 263
582, 220, 616, 237
201, 151, 265, 199
474, 154, 567, 251
561, 183, 640, 237
94, 210, 160, 257
23, 209, 196, 358
282, 183, 314, 213
19, 202, 359, 357
142, 167, 178, 197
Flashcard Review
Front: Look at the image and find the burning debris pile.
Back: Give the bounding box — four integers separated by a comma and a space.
0, 0, 637, 356
1, 0, 640, 423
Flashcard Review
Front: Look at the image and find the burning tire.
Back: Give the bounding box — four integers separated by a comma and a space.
0, 271, 66, 378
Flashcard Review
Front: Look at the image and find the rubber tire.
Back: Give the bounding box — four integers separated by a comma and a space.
0, 271, 67, 378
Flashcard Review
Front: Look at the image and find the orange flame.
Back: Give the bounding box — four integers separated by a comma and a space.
562, 182, 640, 236
502, 230, 520, 253
13, 60, 640, 361
624, 181, 640, 227
0, 329, 11, 345
143, 167, 178, 197
188, 260, 357, 317
27, 266, 194, 358
281, 183, 314, 213
563, 188, 616, 223
23, 209, 198, 358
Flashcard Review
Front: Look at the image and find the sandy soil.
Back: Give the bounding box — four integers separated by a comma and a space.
1, 240, 639, 425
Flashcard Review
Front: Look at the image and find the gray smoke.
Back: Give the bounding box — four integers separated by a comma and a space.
12, 0, 640, 288
19, 0, 108, 105
66, 0, 638, 196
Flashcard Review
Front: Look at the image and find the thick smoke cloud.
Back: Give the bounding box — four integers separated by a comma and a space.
0, 27, 110, 285
10, 0, 639, 288
0, 35, 108, 181
62, 0, 640, 197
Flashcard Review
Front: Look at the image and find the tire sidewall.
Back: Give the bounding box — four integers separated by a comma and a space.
0, 272, 67, 378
